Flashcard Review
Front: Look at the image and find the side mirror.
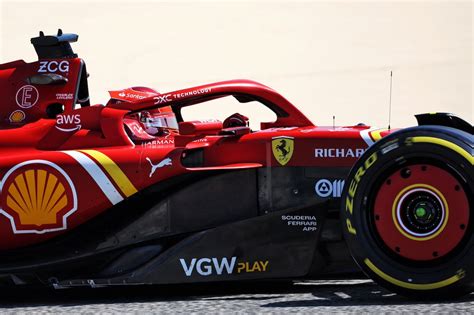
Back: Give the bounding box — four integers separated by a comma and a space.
179, 120, 223, 136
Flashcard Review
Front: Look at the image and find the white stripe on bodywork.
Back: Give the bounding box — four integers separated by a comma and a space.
359, 127, 379, 147
62, 150, 124, 205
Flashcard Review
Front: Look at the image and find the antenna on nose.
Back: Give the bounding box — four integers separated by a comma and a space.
388, 70, 393, 130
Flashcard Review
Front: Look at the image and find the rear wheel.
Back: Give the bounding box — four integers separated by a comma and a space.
341, 126, 473, 298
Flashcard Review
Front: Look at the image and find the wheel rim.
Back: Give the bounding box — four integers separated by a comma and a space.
373, 164, 470, 261
394, 184, 447, 240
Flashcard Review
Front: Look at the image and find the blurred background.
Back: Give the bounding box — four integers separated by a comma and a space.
0, 0, 472, 129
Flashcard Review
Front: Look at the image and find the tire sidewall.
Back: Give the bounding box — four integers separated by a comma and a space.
342, 126, 474, 297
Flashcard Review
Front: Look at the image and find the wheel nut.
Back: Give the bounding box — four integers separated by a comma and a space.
400, 168, 411, 179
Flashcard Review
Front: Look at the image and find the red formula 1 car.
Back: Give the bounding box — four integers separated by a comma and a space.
0, 30, 472, 298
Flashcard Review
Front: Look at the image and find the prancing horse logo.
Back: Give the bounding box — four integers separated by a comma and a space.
146, 157, 172, 177
271, 136, 294, 166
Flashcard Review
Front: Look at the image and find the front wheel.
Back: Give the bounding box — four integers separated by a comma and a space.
341, 126, 473, 298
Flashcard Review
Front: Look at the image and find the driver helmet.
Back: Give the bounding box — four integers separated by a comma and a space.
139, 106, 179, 135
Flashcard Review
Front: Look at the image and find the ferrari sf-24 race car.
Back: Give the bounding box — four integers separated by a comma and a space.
0, 30, 472, 299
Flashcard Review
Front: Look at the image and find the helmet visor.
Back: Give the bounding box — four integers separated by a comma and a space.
141, 113, 179, 130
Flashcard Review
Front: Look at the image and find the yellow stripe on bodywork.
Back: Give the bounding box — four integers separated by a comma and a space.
411, 137, 473, 165
370, 128, 388, 142
81, 150, 138, 197
364, 259, 464, 290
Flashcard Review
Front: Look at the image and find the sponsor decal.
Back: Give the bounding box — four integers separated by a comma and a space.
315, 179, 345, 198
194, 138, 209, 142
140, 137, 207, 148
300, 127, 350, 133
145, 157, 172, 177
56, 93, 74, 100
314, 148, 365, 158
38, 60, 69, 73
9, 110, 26, 123
56, 114, 81, 132
153, 94, 172, 104
173, 88, 212, 99
15, 85, 39, 109
328, 127, 351, 132
153, 88, 213, 105
180, 257, 269, 276
120, 92, 147, 100
140, 139, 175, 147
281, 215, 317, 232
153, 88, 212, 105
259, 127, 298, 133
198, 119, 220, 123
0, 160, 78, 234
272, 136, 294, 166
110, 88, 157, 103
299, 127, 318, 133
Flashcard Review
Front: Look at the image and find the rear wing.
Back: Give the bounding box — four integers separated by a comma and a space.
31, 29, 78, 59
0, 29, 90, 128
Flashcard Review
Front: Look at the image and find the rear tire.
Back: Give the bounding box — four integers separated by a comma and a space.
341, 126, 473, 299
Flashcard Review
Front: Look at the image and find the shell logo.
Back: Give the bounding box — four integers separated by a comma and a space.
0, 160, 77, 234
9, 110, 26, 123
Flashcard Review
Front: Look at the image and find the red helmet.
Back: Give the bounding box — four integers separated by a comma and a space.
138, 106, 178, 135
110, 87, 178, 140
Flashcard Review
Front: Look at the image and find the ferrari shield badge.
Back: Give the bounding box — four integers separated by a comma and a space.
272, 136, 294, 166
